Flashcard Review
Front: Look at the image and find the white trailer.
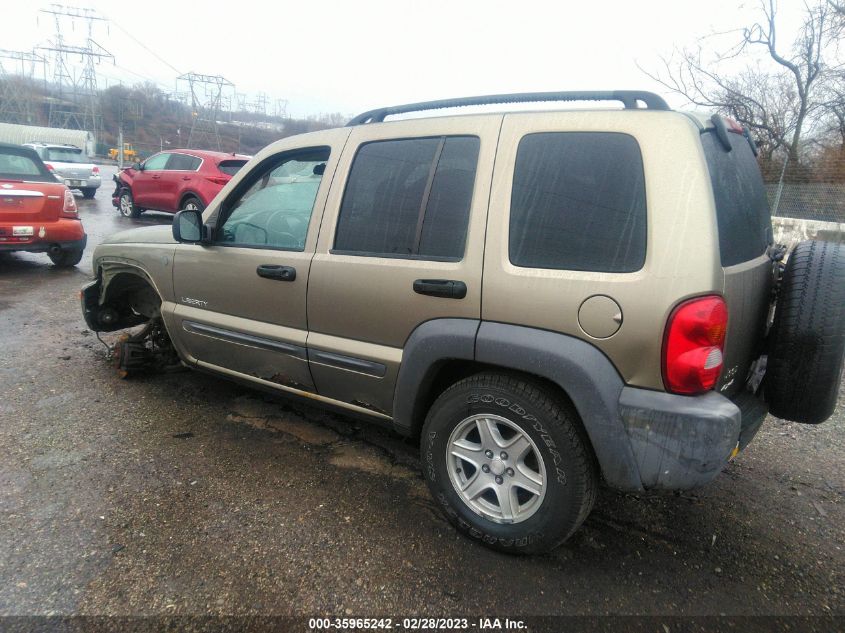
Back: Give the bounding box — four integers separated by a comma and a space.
0, 122, 94, 157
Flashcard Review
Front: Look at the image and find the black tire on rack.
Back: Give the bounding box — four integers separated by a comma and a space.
765, 240, 845, 424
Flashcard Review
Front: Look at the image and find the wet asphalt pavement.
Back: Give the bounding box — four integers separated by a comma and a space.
0, 166, 843, 619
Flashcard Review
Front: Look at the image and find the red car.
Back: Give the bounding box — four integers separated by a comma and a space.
0, 142, 86, 267
113, 149, 250, 218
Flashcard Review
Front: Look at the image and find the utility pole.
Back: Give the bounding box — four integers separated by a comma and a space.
117, 126, 124, 168
112, 95, 140, 169
37, 4, 113, 148
0, 49, 47, 124
177, 72, 234, 150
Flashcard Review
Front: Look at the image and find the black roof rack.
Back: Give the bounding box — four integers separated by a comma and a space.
347, 90, 670, 125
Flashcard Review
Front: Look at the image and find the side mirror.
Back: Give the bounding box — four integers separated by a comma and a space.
172, 209, 206, 243
133, 162, 143, 171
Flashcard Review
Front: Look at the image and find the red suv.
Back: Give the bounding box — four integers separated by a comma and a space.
113, 149, 249, 218
0, 142, 86, 267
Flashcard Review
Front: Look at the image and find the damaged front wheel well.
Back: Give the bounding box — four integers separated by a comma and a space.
92, 268, 162, 331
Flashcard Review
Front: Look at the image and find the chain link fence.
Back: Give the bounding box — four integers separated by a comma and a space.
763, 155, 845, 224
763, 154, 845, 246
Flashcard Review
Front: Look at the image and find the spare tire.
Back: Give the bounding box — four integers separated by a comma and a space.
765, 240, 845, 424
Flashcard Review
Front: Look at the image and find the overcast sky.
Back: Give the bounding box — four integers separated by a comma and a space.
2, 0, 810, 118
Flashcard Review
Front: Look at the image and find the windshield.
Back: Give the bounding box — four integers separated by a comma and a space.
45, 148, 86, 163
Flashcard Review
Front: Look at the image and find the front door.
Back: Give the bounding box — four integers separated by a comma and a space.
168, 129, 351, 394
133, 152, 171, 210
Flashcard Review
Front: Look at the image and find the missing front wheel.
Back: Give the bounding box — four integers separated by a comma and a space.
113, 319, 182, 378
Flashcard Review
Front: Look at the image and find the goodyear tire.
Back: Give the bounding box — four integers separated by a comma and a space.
421, 373, 597, 554
766, 240, 845, 424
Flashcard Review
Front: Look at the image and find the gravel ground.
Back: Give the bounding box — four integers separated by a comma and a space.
0, 175, 842, 621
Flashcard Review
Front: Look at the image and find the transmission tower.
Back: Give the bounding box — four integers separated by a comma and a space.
37, 4, 113, 141
178, 72, 234, 150
274, 98, 288, 119
0, 49, 47, 124
252, 92, 268, 118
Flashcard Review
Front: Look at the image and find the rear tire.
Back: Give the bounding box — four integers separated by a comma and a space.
421, 372, 597, 554
118, 188, 141, 218
48, 248, 83, 268
80, 187, 96, 199
765, 240, 845, 424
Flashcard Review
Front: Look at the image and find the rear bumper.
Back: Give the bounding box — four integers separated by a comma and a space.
619, 387, 767, 489
0, 219, 86, 253
56, 175, 101, 190
0, 234, 87, 254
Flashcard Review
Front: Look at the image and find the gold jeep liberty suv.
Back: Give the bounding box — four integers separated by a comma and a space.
82, 91, 845, 553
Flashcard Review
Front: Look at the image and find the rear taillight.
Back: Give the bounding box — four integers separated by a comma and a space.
92, 165, 100, 176
205, 175, 230, 186
662, 296, 728, 395
62, 189, 78, 216
45, 163, 54, 171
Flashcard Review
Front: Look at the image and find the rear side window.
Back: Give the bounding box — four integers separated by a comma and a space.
218, 159, 248, 176
509, 132, 647, 273
334, 136, 479, 259
166, 154, 201, 171
701, 131, 772, 267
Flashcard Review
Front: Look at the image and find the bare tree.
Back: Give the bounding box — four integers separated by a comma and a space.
643, 0, 837, 162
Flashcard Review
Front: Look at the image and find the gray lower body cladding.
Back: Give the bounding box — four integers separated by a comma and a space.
619, 387, 767, 489
471, 322, 767, 491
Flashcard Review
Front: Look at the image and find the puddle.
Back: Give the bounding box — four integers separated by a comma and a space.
227, 395, 420, 482
329, 443, 416, 480
227, 395, 340, 446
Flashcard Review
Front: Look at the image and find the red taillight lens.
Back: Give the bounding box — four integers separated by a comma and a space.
205, 175, 230, 186
92, 166, 100, 175
62, 188, 78, 216
662, 296, 728, 395
45, 163, 54, 171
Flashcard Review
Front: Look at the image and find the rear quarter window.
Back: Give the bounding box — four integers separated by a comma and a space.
509, 132, 647, 273
701, 131, 772, 267
218, 159, 248, 176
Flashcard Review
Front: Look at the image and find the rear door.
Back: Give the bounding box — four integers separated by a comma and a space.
306, 116, 500, 415
163, 153, 202, 212
701, 125, 773, 396
168, 129, 350, 394
132, 152, 171, 209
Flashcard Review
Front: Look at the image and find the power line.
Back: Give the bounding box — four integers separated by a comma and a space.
104, 17, 183, 76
